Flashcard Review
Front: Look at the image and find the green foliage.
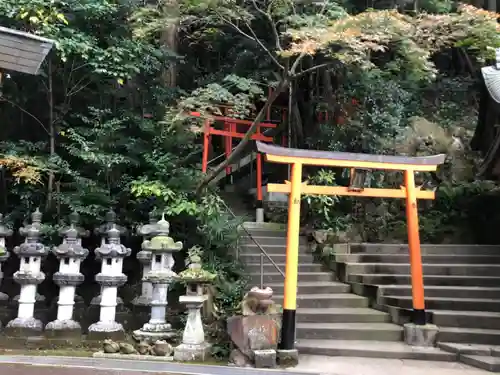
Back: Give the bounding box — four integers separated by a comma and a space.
0, 0, 499, 359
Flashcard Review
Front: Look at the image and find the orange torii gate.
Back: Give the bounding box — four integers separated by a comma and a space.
255, 142, 446, 355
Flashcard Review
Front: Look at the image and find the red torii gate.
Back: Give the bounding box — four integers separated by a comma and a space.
191, 88, 340, 221
191, 111, 281, 220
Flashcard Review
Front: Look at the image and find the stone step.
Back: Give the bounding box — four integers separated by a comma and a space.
239, 253, 314, 263
242, 235, 307, 246
240, 228, 287, 238
438, 342, 500, 356
266, 281, 350, 295
350, 243, 500, 255
239, 243, 309, 253
433, 310, 500, 330
296, 308, 391, 323
381, 295, 500, 312
379, 285, 500, 299
250, 271, 334, 284
296, 322, 403, 341
438, 327, 500, 345
346, 263, 500, 277
274, 294, 369, 309
459, 355, 500, 372
296, 339, 456, 361
335, 253, 500, 264
349, 273, 500, 287
245, 263, 323, 273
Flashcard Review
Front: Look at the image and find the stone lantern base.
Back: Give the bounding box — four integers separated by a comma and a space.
174, 342, 212, 362
45, 319, 82, 342
4, 317, 43, 337
133, 322, 176, 344
87, 321, 125, 341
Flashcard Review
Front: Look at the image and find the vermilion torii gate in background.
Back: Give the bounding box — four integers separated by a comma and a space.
256, 141, 446, 352
192, 111, 284, 221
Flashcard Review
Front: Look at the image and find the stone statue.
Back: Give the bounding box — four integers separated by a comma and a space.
240, 287, 281, 316
227, 286, 282, 368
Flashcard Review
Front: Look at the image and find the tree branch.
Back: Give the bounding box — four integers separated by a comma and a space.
215, 10, 284, 70
244, 20, 284, 70
1, 97, 50, 135
196, 78, 289, 192
293, 62, 335, 78
290, 51, 307, 74
250, 0, 283, 51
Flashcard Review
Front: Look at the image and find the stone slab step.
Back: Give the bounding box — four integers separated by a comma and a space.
274, 293, 369, 308
438, 342, 500, 356
250, 271, 334, 284
349, 273, 500, 287
296, 322, 403, 341
346, 263, 500, 277
438, 327, 500, 345
433, 310, 500, 329
240, 243, 309, 253
381, 295, 500, 312
241, 229, 286, 238
350, 243, 500, 255
296, 307, 391, 323
379, 285, 500, 299
240, 253, 314, 263
296, 339, 456, 361
336, 253, 500, 264
241, 236, 307, 246
245, 263, 323, 273
459, 354, 500, 372
266, 281, 350, 295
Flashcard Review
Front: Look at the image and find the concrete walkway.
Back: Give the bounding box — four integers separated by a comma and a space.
294, 355, 490, 375
0, 355, 490, 375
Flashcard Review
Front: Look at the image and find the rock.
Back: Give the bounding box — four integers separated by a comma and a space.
119, 342, 137, 354
312, 230, 328, 244
136, 341, 150, 355
227, 315, 280, 358
152, 340, 173, 356
102, 339, 119, 353
253, 349, 276, 368
229, 348, 252, 367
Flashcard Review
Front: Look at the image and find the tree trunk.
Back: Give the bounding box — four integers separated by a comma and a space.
46, 59, 55, 212
161, 0, 179, 87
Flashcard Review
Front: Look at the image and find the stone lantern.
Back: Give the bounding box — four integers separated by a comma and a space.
132, 212, 157, 323
174, 246, 216, 362
133, 214, 181, 343
91, 210, 127, 307
0, 214, 12, 326
45, 212, 89, 340
5, 209, 49, 336
88, 224, 131, 340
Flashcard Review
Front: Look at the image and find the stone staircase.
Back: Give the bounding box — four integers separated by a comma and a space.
239, 225, 453, 361
332, 243, 500, 371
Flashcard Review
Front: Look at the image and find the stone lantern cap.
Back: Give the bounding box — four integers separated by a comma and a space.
0, 214, 12, 261
14, 209, 49, 257
58, 211, 89, 239
136, 212, 157, 264
137, 212, 158, 238
141, 214, 183, 253
0, 214, 13, 238
53, 228, 89, 260
177, 246, 216, 284
94, 210, 127, 238
95, 225, 131, 258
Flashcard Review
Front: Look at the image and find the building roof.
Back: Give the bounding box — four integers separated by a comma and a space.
0, 26, 54, 75
471, 56, 500, 179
